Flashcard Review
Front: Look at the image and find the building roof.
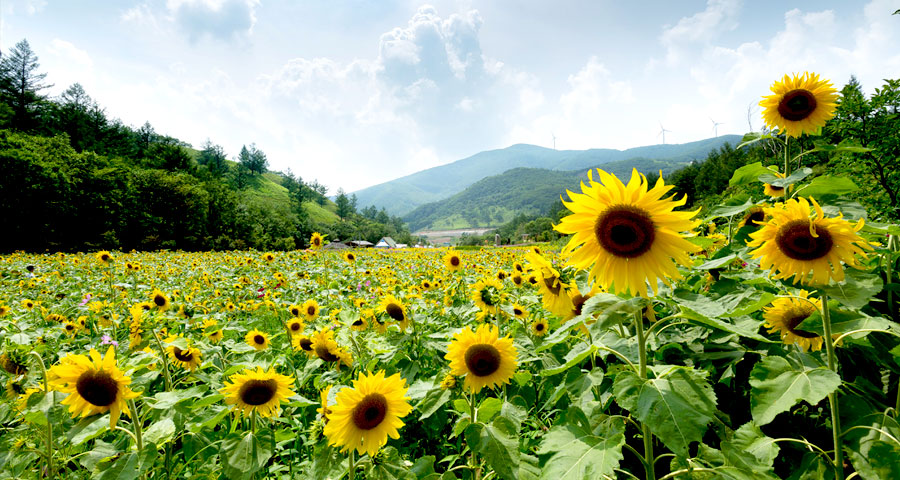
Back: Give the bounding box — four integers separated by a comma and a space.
374, 237, 397, 248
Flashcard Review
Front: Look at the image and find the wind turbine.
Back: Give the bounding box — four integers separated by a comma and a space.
658, 123, 671, 145
551, 132, 556, 150
710, 117, 724, 137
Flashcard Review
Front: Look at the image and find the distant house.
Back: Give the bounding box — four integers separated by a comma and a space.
374, 237, 397, 248
349, 240, 374, 248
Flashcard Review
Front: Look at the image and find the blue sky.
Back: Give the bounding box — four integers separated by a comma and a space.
2, 0, 899, 193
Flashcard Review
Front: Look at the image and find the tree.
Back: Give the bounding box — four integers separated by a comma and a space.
0, 39, 52, 131
335, 188, 353, 220
239, 143, 268, 175
51, 83, 108, 152
198, 139, 228, 176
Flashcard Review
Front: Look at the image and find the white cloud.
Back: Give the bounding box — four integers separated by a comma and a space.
660, 0, 741, 64
44, 39, 96, 94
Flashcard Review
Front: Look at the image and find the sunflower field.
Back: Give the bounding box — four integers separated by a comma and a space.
3, 73, 900, 480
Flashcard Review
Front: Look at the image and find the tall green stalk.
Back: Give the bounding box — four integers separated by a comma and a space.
634, 311, 656, 480
820, 294, 844, 480
29, 352, 53, 479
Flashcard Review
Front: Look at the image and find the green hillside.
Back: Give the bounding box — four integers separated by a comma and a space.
404, 153, 700, 231
353, 135, 741, 216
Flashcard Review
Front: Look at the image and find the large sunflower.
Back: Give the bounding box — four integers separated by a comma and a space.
309, 232, 325, 250
150, 289, 170, 311
763, 290, 829, 351
165, 337, 202, 371
555, 169, 701, 297
747, 197, 871, 285
323, 370, 412, 457
286, 318, 305, 336
443, 251, 463, 272
220, 367, 295, 418
48, 346, 140, 428
292, 334, 315, 357
526, 252, 574, 317
302, 299, 320, 321
760, 72, 838, 138
445, 324, 518, 393
310, 329, 353, 367
471, 278, 504, 314
379, 294, 410, 330
245, 329, 270, 351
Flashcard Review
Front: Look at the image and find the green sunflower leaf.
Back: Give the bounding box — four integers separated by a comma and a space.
748, 355, 840, 426
220, 429, 274, 480
794, 175, 859, 200
464, 417, 520, 480
536, 418, 624, 480
612, 366, 717, 458
720, 422, 780, 474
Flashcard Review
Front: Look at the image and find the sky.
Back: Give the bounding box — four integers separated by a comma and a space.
2, 0, 899, 194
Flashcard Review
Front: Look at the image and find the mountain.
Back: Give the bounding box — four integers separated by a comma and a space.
352, 135, 741, 216
403, 151, 701, 232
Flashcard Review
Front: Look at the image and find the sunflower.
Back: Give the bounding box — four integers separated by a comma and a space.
471, 278, 504, 314
310, 232, 325, 250
511, 274, 524, 287
323, 370, 412, 457
292, 334, 315, 356
220, 367, 296, 418
763, 178, 787, 198
555, 169, 701, 297
565, 285, 602, 320
0, 305, 9, 317
513, 262, 526, 274
531, 319, 549, 337
439, 373, 457, 390
350, 317, 368, 331
526, 252, 575, 317
165, 337, 202, 371
443, 251, 463, 272
379, 294, 410, 330
262, 252, 276, 262
747, 197, 872, 285
208, 329, 224, 343
0, 352, 27, 375
310, 329, 353, 367
47, 346, 140, 428
62, 321, 80, 336
302, 299, 320, 321
95, 250, 113, 263
245, 329, 270, 351
445, 324, 518, 393
763, 290, 829, 351
150, 289, 170, 311
740, 206, 767, 229
317, 385, 333, 421
286, 318, 305, 336
343, 251, 357, 264
511, 303, 529, 319
288, 304, 302, 318
760, 72, 838, 138
21, 299, 35, 310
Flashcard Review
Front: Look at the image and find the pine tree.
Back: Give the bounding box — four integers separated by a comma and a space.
0, 39, 53, 131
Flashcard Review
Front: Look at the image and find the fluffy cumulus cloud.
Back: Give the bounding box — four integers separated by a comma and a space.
166, 0, 259, 41
659, 0, 741, 65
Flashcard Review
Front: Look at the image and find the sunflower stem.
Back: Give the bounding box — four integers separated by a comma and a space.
150, 326, 173, 391
467, 392, 482, 480
29, 352, 53, 479
348, 450, 356, 480
820, 293, 845, 480
634, 310, 655, 480
251, 409, 258, 435
783, 136, 791, 178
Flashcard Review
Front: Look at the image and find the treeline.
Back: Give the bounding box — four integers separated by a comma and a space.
461, 75, 900, 246
0, 38, 409, 252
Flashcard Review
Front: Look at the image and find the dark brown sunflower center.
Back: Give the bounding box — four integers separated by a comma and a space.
291, 308, 300, 316
385, 304, 405, 321
239, 379, 277, 405
465, 344, 501, 377
535, 322, 545, 331
173, 347, 194, 362
572, 294, 590, 316
513, 307, 524, 316
351, 393, 387, 430
352, 319, 364, 326
480, 289, 496, 306
307, 306, 316, 316
450, 256, 460, 267
776, 220, 833, 261
299, 338, 313, 351
747, 210, 766, 224
315, 345, 340, 362
595, 206, 656, 258
347, 254, 355, 261
290, 322, 301, 331
254, 335, 265, 345
778, 89, 817, 121
76, 370, 119, 407
786, 312, 819, 338
154, 295, 166, 307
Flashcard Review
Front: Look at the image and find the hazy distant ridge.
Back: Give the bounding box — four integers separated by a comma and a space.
352, 136, 741, 216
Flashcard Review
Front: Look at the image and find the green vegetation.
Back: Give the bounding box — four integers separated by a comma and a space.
354, 136, 741, 216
